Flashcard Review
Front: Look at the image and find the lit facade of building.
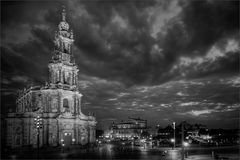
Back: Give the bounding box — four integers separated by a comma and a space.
110, 117, 147, 138
5, 8, 96, 148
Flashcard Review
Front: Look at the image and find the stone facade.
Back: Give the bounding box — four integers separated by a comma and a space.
5, 7, 96, 148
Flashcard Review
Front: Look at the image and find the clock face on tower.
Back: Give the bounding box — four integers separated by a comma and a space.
59, 21, 69, 31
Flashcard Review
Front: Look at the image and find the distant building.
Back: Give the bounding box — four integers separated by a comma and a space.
110, 117, 147, 138
5, 7, 96, 148
155, 122, 208, 142
186, 123, 206, 136
185, 123, 211, 143
157, 125, 173, 140
210, 129, 239, 145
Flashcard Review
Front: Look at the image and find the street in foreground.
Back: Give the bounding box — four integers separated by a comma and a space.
2, 143, 239, 160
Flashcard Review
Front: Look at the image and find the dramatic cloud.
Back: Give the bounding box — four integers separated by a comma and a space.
1, 0, 239, 129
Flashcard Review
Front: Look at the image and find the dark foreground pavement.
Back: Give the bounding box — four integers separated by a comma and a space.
1, 144, 239, 160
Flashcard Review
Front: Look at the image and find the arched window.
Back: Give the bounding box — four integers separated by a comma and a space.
66, 73, 71, 84
63, 43, 68, 53
63, 72, 66, 84
63, 98, 69, 108
67, 77, 70, 84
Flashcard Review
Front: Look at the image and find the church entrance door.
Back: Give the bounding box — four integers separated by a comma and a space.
64, 133, 72, 147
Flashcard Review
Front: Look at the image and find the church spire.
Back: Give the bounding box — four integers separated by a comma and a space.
58, 5, 69, 31
48, 6, 78, 88
62, 5, 66, 22
53, 6, 73, 57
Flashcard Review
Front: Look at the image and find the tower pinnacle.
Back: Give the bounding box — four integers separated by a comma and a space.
62, 5, 66, 21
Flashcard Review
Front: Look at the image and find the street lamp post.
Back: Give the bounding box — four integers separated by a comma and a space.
183, 142, 189, 158
181, 123, 184, 160
170, 138, 175, 149
173, 122, 176, 149
34, 115, 43, 160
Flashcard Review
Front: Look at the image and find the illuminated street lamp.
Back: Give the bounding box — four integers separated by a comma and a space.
34, 115, 43, 160
183, 142, 189, 158
170, 138, 175, 150
183, 142, 189, 147
172, 122, 176, 149
72, 138, 76, 144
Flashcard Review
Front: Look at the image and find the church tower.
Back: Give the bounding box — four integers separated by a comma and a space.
5, 7, 96, 148
48, 7, 78, 88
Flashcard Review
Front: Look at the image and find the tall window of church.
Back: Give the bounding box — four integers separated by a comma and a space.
63, 98, 69, 108
21, 102, 23, 113
18, 103, 21, 113
59, 70, 61, 82
66, 73, 71, 84
68, 44, 71, 54
63, 72, 66, 83
72, 74, 74, 85
55, 73, 58, 83
77, 99, 79, 114
67, 77, 70, 85
61, 42, 64, 52
15, 127, 21, 145
57, 70, 60, 82
64, 43, 67, 53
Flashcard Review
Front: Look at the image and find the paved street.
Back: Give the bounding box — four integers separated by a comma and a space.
2, 143, 239, 160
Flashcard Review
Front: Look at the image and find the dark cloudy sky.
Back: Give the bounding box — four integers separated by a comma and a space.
1, 0, 239, 129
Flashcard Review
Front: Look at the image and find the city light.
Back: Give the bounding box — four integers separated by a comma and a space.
183, 142, 189, 147
171, 138, 175, 143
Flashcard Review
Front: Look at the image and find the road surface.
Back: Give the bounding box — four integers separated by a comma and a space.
2, 143, 239, 160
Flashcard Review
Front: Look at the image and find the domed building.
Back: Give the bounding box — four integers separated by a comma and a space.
5, 7, 96, 148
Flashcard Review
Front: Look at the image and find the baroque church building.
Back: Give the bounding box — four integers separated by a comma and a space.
5, 8, 96, 148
